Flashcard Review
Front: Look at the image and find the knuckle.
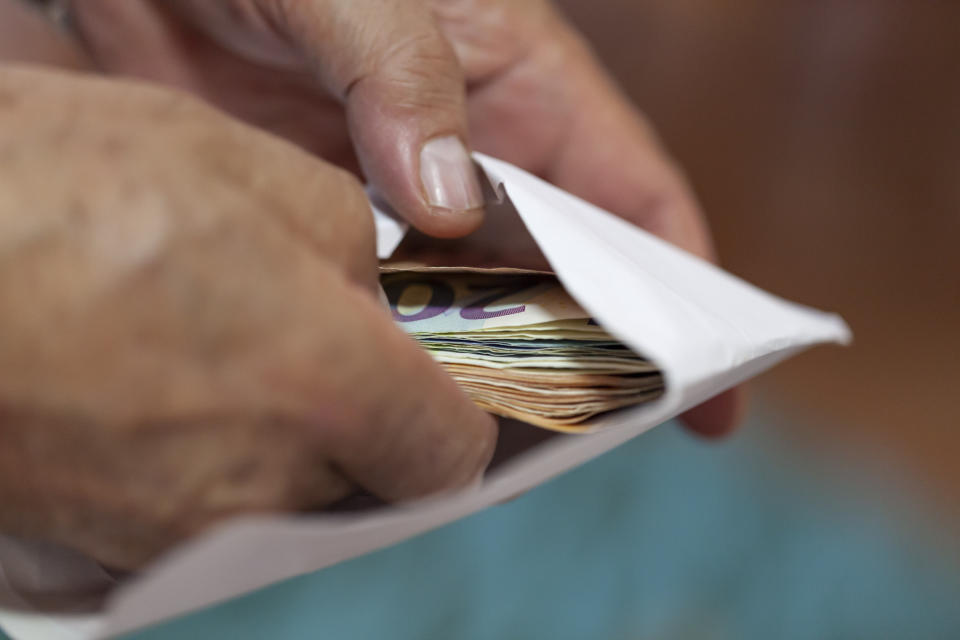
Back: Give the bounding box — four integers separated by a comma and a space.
332, 164, 369, 208
266, 159, 377, 288
328, 167, 377, 258
412, 398, 498, 494
348, 28, 465, 110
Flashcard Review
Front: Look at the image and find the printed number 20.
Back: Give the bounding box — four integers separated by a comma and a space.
384, 278, 539, 323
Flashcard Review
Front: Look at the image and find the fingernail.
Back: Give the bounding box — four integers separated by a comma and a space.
420, 136, 484, 211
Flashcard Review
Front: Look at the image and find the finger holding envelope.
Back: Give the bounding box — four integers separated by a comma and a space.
71, 0, 744, 435
162, 0, 488, 237
0, 66, 496, 568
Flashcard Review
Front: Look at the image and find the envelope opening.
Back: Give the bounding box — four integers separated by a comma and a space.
381, 268, 668, 435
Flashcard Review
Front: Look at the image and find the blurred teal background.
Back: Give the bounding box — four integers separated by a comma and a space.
126, 411, 960, 639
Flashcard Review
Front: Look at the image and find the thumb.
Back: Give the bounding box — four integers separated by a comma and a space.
274, 0, 486, 238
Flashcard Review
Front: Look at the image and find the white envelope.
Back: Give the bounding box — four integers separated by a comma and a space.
0, 154, 850, 639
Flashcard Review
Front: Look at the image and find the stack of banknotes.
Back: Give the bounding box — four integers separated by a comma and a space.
382, 267, 664, 432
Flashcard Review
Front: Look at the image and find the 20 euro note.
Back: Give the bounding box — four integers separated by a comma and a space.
381, 266, 664, 432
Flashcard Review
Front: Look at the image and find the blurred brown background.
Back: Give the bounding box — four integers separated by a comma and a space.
3, 0, 956, 533
557, 0, 960, 530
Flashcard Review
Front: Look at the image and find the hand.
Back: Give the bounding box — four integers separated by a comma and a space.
71, 0, 743, 435
0, 66, 496, 569
0, 0, 91, 69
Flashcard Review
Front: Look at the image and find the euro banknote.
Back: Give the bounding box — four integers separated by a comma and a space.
382, 267, 664, 432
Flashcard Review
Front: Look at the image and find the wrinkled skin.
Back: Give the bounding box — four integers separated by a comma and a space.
0, 0, 743, 570
72, 0, 744, 435
0, 66, 495, 569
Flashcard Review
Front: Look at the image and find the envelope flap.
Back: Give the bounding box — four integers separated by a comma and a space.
473, 153, 852, 390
